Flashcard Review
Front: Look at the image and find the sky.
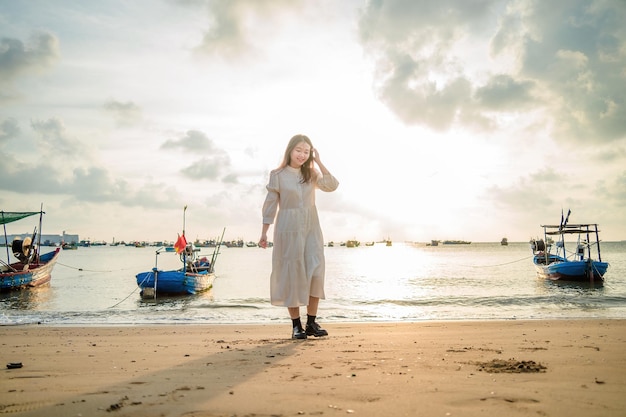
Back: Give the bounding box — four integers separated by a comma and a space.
1, 0, 625, 244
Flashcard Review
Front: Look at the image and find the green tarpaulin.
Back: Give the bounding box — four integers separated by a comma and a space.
0, 211, 41, 225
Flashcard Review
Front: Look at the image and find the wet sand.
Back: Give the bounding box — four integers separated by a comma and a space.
1, 320, 625, 416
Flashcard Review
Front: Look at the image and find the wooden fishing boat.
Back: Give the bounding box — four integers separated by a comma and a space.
136, 207, 225, 298
1, 209, 61, 291
529, 210, 608, 283
136, 254, 216, 298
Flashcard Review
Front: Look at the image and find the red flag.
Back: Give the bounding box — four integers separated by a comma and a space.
174, 233, 187, 254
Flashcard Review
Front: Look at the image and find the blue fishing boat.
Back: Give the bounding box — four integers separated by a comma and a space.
529, 210, 609, 283
136, 256, 215, 298
135, 207, 225, 298
1, 209, 61, 291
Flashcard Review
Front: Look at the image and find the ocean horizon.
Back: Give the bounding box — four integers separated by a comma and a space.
2, 241, 625, 326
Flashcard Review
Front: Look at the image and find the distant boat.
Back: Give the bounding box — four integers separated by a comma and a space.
62, 242, 78, 250
346, 240, 360, 248
1, 209, 61, 291
246, 241, 258, 247
529, 210, 608, 283
365, 241, 375, 246
224, 239, 244, 248
501, 237, 508, 246
426, 240, 439, 246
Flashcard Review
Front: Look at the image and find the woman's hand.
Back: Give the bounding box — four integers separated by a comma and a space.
259, 233, 268, 249
312, 147, 331, 175
312, 148, 321, 165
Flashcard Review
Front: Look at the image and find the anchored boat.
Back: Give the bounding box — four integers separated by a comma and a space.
1, 209, 61, 291
135, 207, 225, 298
530, 210, 608, 283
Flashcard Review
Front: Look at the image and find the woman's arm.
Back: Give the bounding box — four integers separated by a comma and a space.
312, 148, 339, 191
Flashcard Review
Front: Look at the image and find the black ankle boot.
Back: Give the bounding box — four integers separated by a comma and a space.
292, 326, 307, 339
305, 321, 328, 337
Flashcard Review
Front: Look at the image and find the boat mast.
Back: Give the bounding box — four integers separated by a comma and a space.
1, 211, 8, 261
36, 204, 44, 262
595, 224, 602, 262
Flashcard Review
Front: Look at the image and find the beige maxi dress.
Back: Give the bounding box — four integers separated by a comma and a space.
262, 165, 339, 307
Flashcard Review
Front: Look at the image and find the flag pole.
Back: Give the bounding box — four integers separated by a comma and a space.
182, 205, 188, 272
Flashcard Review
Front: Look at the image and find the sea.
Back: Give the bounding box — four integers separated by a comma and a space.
2, 241, 626, 326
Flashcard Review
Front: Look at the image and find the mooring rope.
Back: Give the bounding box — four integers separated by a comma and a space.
458, 255, 534, 268
107, 271, 152, 309
55, 261, 138, 273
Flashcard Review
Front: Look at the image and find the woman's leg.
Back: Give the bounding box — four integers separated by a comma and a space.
306, 296, 319, 316
288, 306, 300, 319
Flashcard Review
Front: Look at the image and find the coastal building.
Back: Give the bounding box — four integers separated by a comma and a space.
1, 231, 79, 246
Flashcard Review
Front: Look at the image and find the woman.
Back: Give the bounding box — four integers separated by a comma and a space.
259, 134, 339, 339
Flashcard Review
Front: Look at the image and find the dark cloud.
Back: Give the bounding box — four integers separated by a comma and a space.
474, 75, 536, 109
103, 100, 142, 127
0, 31, 60, 82
0, 150, 181, 209
510, 1, 626, 143
161, 130, 234, 181
374, 51, 476, 130
0, 118, 20, 144
358, 0, 506, 131
358, 0, 626, 143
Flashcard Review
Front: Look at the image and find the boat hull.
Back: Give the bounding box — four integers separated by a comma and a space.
533, 256, 608, 282
0, 248, 61, 291
136, 268, 215, 297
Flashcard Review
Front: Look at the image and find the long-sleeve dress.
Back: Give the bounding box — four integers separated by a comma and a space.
262, 165, 339, 307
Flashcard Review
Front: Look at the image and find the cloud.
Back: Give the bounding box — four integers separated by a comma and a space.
474, 74, 536, 109
0, 150, 181, 209
603, 172, 626, 207
191, 0, 304, 59
30, 118, 83, 157
510, 1, 626, 143
485, 167, 566, 211
103, 99, 143, 127
0, 118, 20, 144
358, 0, 626, 143
181, 155, 232, 180
161, 130, 217, 152
0, 31, 60, 82
160, 130, 233, 181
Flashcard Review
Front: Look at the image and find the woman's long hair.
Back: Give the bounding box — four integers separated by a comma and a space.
279, 134, 314, 183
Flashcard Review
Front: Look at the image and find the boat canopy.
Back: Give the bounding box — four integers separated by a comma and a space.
540, 224, 600, 235
0, 211, 41, 225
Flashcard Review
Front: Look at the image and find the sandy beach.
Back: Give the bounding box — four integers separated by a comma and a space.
1, 320, 625, 417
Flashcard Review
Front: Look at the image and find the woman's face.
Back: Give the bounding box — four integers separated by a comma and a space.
289, 141, 311, 168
